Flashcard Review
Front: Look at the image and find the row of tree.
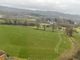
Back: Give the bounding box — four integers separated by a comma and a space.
0, 18, 36, 26
0, 18, 75, 37
36, 18, 74, 37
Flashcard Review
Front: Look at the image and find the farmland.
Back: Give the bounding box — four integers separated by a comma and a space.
0, 25, 71, 60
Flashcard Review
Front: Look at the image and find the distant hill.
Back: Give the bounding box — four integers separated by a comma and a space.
0, 6, 80, 22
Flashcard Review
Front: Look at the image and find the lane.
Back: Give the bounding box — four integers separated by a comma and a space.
59, 35, 80, 60
54, 31, 63, 53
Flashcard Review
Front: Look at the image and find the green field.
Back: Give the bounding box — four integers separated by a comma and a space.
0, 25, 71, 60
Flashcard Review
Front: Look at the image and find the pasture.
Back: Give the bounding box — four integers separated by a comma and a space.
0, 25, 71, 60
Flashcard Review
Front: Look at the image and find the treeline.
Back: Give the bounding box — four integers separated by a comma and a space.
0, 17, 75, 26
35, 18, 78, 37
0, 18, 36, 26
0, 17, 78, 37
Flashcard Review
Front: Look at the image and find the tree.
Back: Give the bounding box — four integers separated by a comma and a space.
13, 19, 17, 25
65, 26, 73, 37
67, 20, 74, 24
24, 20, 28, 26
51, 23, 55, 32
4, 19, 12, 25
36, 19, 40, 30
43, 24, 46, 31
8, 19, 12, 25
54, 18, 58, 23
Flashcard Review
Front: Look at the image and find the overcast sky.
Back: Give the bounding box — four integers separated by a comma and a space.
0, 0, 80, 15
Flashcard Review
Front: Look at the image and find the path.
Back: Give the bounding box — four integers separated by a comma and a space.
54, 31, 63, 53
59, 36, 80, 60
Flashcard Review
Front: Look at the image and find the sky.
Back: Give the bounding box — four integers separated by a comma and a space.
0, 0, 80, 15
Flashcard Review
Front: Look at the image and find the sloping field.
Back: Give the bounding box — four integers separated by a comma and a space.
74, 28, 80, 43
0, 25, 71, 60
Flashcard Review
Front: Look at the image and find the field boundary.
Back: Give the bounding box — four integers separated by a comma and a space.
54, 31, 63, 53
59, 35, 80, 60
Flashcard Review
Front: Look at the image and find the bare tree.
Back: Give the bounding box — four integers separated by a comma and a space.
8, 19, 12, 24
65, 26, 73, 37
24, 20, 28, 26
13, 19, 17, 25
36, 19, 40, 30
51, 23, 55, 32
43, 25, 46, 31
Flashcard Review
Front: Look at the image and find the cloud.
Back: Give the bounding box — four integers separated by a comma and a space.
0, 0, 80, 14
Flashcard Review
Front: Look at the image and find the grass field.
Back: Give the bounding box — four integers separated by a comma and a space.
0, 25, 71, 60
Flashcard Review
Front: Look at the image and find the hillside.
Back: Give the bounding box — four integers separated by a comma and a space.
0, 6, 80, 22
0, 25, 71, 60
